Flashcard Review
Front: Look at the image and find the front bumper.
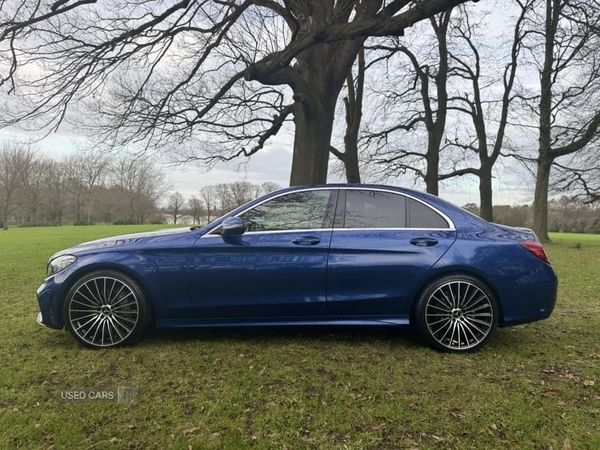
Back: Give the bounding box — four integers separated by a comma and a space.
36, 277, 64, 330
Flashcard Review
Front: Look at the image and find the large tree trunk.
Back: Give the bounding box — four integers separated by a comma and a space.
425, 150, 440, 196
533, 158, 553, 242
532, 0, 556, 243
479, 164, 493, 222
289, 97, 334, 186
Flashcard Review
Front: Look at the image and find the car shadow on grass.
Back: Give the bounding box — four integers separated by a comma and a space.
143, 325, 424, 348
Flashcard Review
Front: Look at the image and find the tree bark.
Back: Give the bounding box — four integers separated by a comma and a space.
479, 164, 493, 222
532, 0, 557, 242
343, 144, 361, 183
533, 158, 553, 241
290, 96, 334, 186
425, 150, 440, 196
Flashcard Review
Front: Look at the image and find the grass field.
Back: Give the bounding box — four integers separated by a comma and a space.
1, 226, 599, 449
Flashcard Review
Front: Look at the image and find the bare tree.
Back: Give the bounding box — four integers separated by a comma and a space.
362, 9, 454, 194
516, 0, 600, 240
167, 191, 185, 225
215, 183, 234, 214
24, 157, 52, 225
260, 181, 281, 194
112, 156, 168, 224
188, 196, 204, 225
2, 0, 476, 187
437, 1, 529, 221
0, 141, 35, 230
200, 185, 217, 224
330, 48, 365, 183
551, 149, 600, 202
63, 150, 109, 224
45, 160, 66, 225
229, 181, 256, 208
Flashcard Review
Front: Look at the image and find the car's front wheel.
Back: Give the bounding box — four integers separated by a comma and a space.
415, 274, 499, 352
63, 270, 150, 349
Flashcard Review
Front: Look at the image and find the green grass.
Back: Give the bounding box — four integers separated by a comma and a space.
1, 227, 599, 449
549, 232, 600, 245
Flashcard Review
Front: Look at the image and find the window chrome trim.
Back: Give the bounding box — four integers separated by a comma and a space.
201, 227, 455, 238
201, 186, 455, 238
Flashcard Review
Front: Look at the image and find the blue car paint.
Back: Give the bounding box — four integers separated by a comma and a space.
36, 183, 557, 333
327, 229, 456, 317
188, 230, 333, 321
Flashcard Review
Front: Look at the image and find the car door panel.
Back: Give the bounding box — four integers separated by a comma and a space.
327, 229, 456, 316
326, 189, 457, 317
189, 189, 338, 321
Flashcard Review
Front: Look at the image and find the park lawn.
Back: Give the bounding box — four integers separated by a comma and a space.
0, 226, 599, 450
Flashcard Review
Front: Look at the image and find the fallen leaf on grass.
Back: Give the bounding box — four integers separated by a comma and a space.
583, 380, 595, 386
183, 427, 201, 435
405, 437, 419, 447
449, 408, 464, 419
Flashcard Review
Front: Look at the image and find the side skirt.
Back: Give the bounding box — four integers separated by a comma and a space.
156, 317, 410, 329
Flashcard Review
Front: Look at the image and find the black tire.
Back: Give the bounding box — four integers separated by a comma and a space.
63, 270, 151, 349
414, 274, 499, 353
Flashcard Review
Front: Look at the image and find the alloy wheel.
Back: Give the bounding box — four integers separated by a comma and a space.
67, 276, 140, 347
424, 281, 495, 351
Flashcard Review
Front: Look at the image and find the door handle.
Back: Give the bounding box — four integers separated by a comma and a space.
410, 237, 438, 247
292, 236, 321, 246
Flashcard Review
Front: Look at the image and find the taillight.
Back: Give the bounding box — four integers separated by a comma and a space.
520, 240, 551, 265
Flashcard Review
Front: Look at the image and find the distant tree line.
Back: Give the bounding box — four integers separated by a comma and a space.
464, 197, 600, 234
166, 181, 281, 225
0, 141, 167, 229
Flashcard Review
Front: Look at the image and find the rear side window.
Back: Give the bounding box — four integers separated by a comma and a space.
408, 198, 449, 228
342, 190, 406, 228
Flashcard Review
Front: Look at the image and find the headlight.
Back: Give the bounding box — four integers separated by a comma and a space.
47, 255, 77, 276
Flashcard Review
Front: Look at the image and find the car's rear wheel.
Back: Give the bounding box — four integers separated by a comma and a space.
415, 274, 499, 352
63, 270, 150, 349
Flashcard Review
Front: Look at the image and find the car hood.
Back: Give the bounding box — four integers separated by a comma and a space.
50, 227, 194, 260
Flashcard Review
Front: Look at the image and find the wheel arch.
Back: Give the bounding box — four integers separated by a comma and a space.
59, 262, 157, 327
409, 267, 505, 327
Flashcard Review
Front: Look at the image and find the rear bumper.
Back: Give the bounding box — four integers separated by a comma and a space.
492, 265, 558, 327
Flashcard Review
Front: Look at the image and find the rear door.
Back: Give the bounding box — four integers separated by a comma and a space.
326, 189, 456, 318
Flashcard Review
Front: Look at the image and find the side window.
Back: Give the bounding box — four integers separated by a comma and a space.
239, 190, 336, 232
343, 190, 406, 228
408, 198, 449, 228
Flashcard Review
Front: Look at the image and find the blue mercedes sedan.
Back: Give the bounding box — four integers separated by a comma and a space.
36, 184, 557, 352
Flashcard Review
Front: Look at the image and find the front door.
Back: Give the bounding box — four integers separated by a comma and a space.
189, 189, 338, 321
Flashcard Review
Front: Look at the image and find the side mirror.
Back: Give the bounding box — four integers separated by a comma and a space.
221, 217, 246, 236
